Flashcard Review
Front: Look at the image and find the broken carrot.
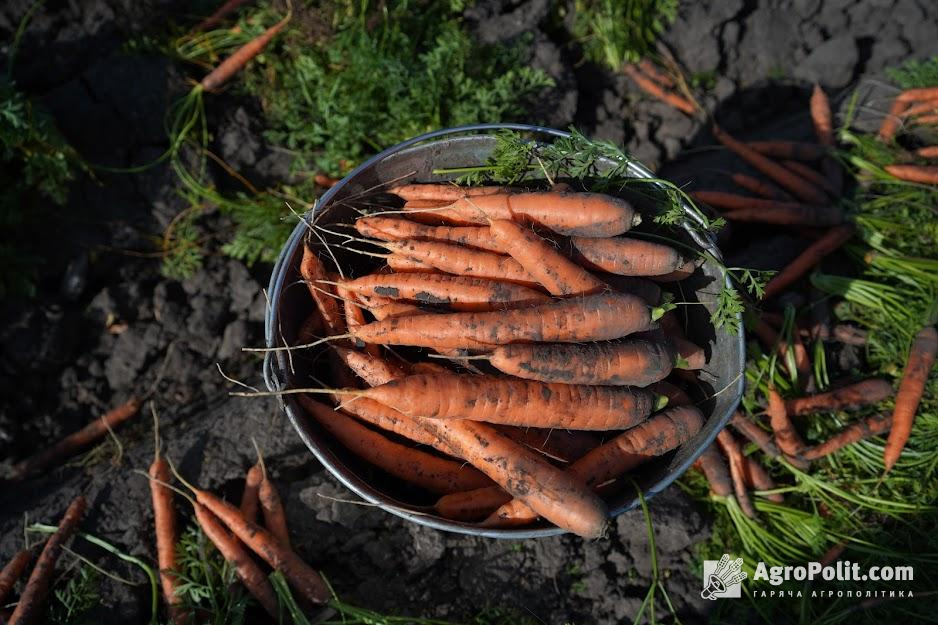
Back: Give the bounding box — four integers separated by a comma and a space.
730, 411, 780, 459
570, 236, 686, 277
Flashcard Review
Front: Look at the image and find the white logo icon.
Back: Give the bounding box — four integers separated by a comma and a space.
701, 554, 747, 599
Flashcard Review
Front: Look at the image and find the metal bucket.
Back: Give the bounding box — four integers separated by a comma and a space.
263, 123, 745, 538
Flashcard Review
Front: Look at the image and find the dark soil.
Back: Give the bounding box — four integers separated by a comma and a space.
1, 1, 937, 623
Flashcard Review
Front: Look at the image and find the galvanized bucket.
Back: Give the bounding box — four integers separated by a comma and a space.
263, 123, 745, 538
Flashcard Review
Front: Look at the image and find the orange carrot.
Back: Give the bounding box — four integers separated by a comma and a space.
742, 456, 783, 503
810, 84, 834, 146
354, 373, 658, 430
623, 64, 698, 115
415, 417, 609, 538
333, 273, 548, 312
200, 14, 290, 92
300, 246, 345, 334
781, 160, 838, 197
802, 413, 892, 461
149, 457, 183, 622
484, 406, 703, 526
185, 487, 329, 605
878, 98, 910, 141
332, 346, 405, 386
348, 291, 659, 349
12, 397, 142, 480
712, 125, 829, 204
902, 97, 938, 117
259, 471, 290, 550
193, 503, 279, 617
721, 205, 843, 226
914, 112, 938, 124
785, 378, 893, 416
434, 486, 512, 521
193, 0, 252, 32
570, 236, 685, 277
694, 445, 732, 497
884, 164, 938, 184
340, 397, 450, 451
390, 184, 507, 202
691, 190, 821, 213
383, 239, 540, 288
730, 172, 794, 201
336, 286, 379, 357
355, 216, 502, 253
401, 191, 640, 237
0, 550, 32, 606
638, 58, 676, 88
299, 395, 489, 493
494, 426, 600, 463
730, 411, 780, 459
883, 326, 938, 472
896, 86, 938, 102
916, 145, 938, 158
747, 141, 826, 161
762, 224, 855, 299
240, 463, 263, 524
716, 430, 756, 518
489, 219, 605, 295
470, 339, 674, 386
766, 387, 806, 461
7, 497, 86, 625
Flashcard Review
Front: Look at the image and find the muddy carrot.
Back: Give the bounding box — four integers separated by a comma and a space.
150, 457, 183, 622
383, 239, 541, 288
299, 395, 489, 493
747, 141, 826, 161
802, 414, 893, 461
884, 164, 938, 184
731, 411, 780, 459
570, 236, 686, 277
878, 98, 910, 141
401, 191, 640, 237
916, 146, 938, 158
7, 497, 86, 625
694, 445, 733, 497
332, 346, 405, 386
347, 291, 661, 349
712, 125, 829, 204
186, 484, 327, 605
785, 378, 893, 416
484, 406, 703, 527
300, 246, 345, 334
434, 486, 512, 521
332, 273, 548, 312
193, 503, 279, 617
762, 224, 855, 299
259, 471, 290, 550
896, 86, 938, 102
416, 418, 609, 538
623, 64, 698, 115
781, 160, 838, 197
494, 427, 600, 463
390, 184, 507, 202
883, 326, 938, 472
12, 397, 142, 480
193, 0, 252, 31
743, 456, 783, 503
240, 463, 263, 524
0, 550, 32, 606
717, 430, 756, 518
350, 373, 659, 430
489, 219, 604, 296
721, 204, 843, 226
355, 216, 502, 253
903, 98, 938, 117
730, 172, 794, 201
200, 13, 290, 91
767, 387, 806, 462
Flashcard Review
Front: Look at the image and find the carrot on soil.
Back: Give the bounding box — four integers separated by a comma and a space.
240, 463, 263, 524
717, 430, 757, 518
193, 503, 279, 617
712, 125, 829, 204
638, 59, 676, 87
785, 378, 893, 416
721, 204, 843, 227
0, 550, 32, 606
570, 236, 686, 277
883, 326, 938, 472
694, 445, 733, 497
742, 456, 783, 503
150, 457, 183, 621
730, 411, 781, 459
802, 414, 892, 461
299, 395, 489, 493
747, 141, 826, 161
762, 224, 855, 299
259, 469, 291, 550
767, 387, 807, 463
884, 164, 938, 184
7, 497, 86, 625
623, 64, 698, 115
490, 219, 605, 296
199, 13, 290, 92
781, 159, 838, 197
12, 397, 142, 480
730, 172, 794, 201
